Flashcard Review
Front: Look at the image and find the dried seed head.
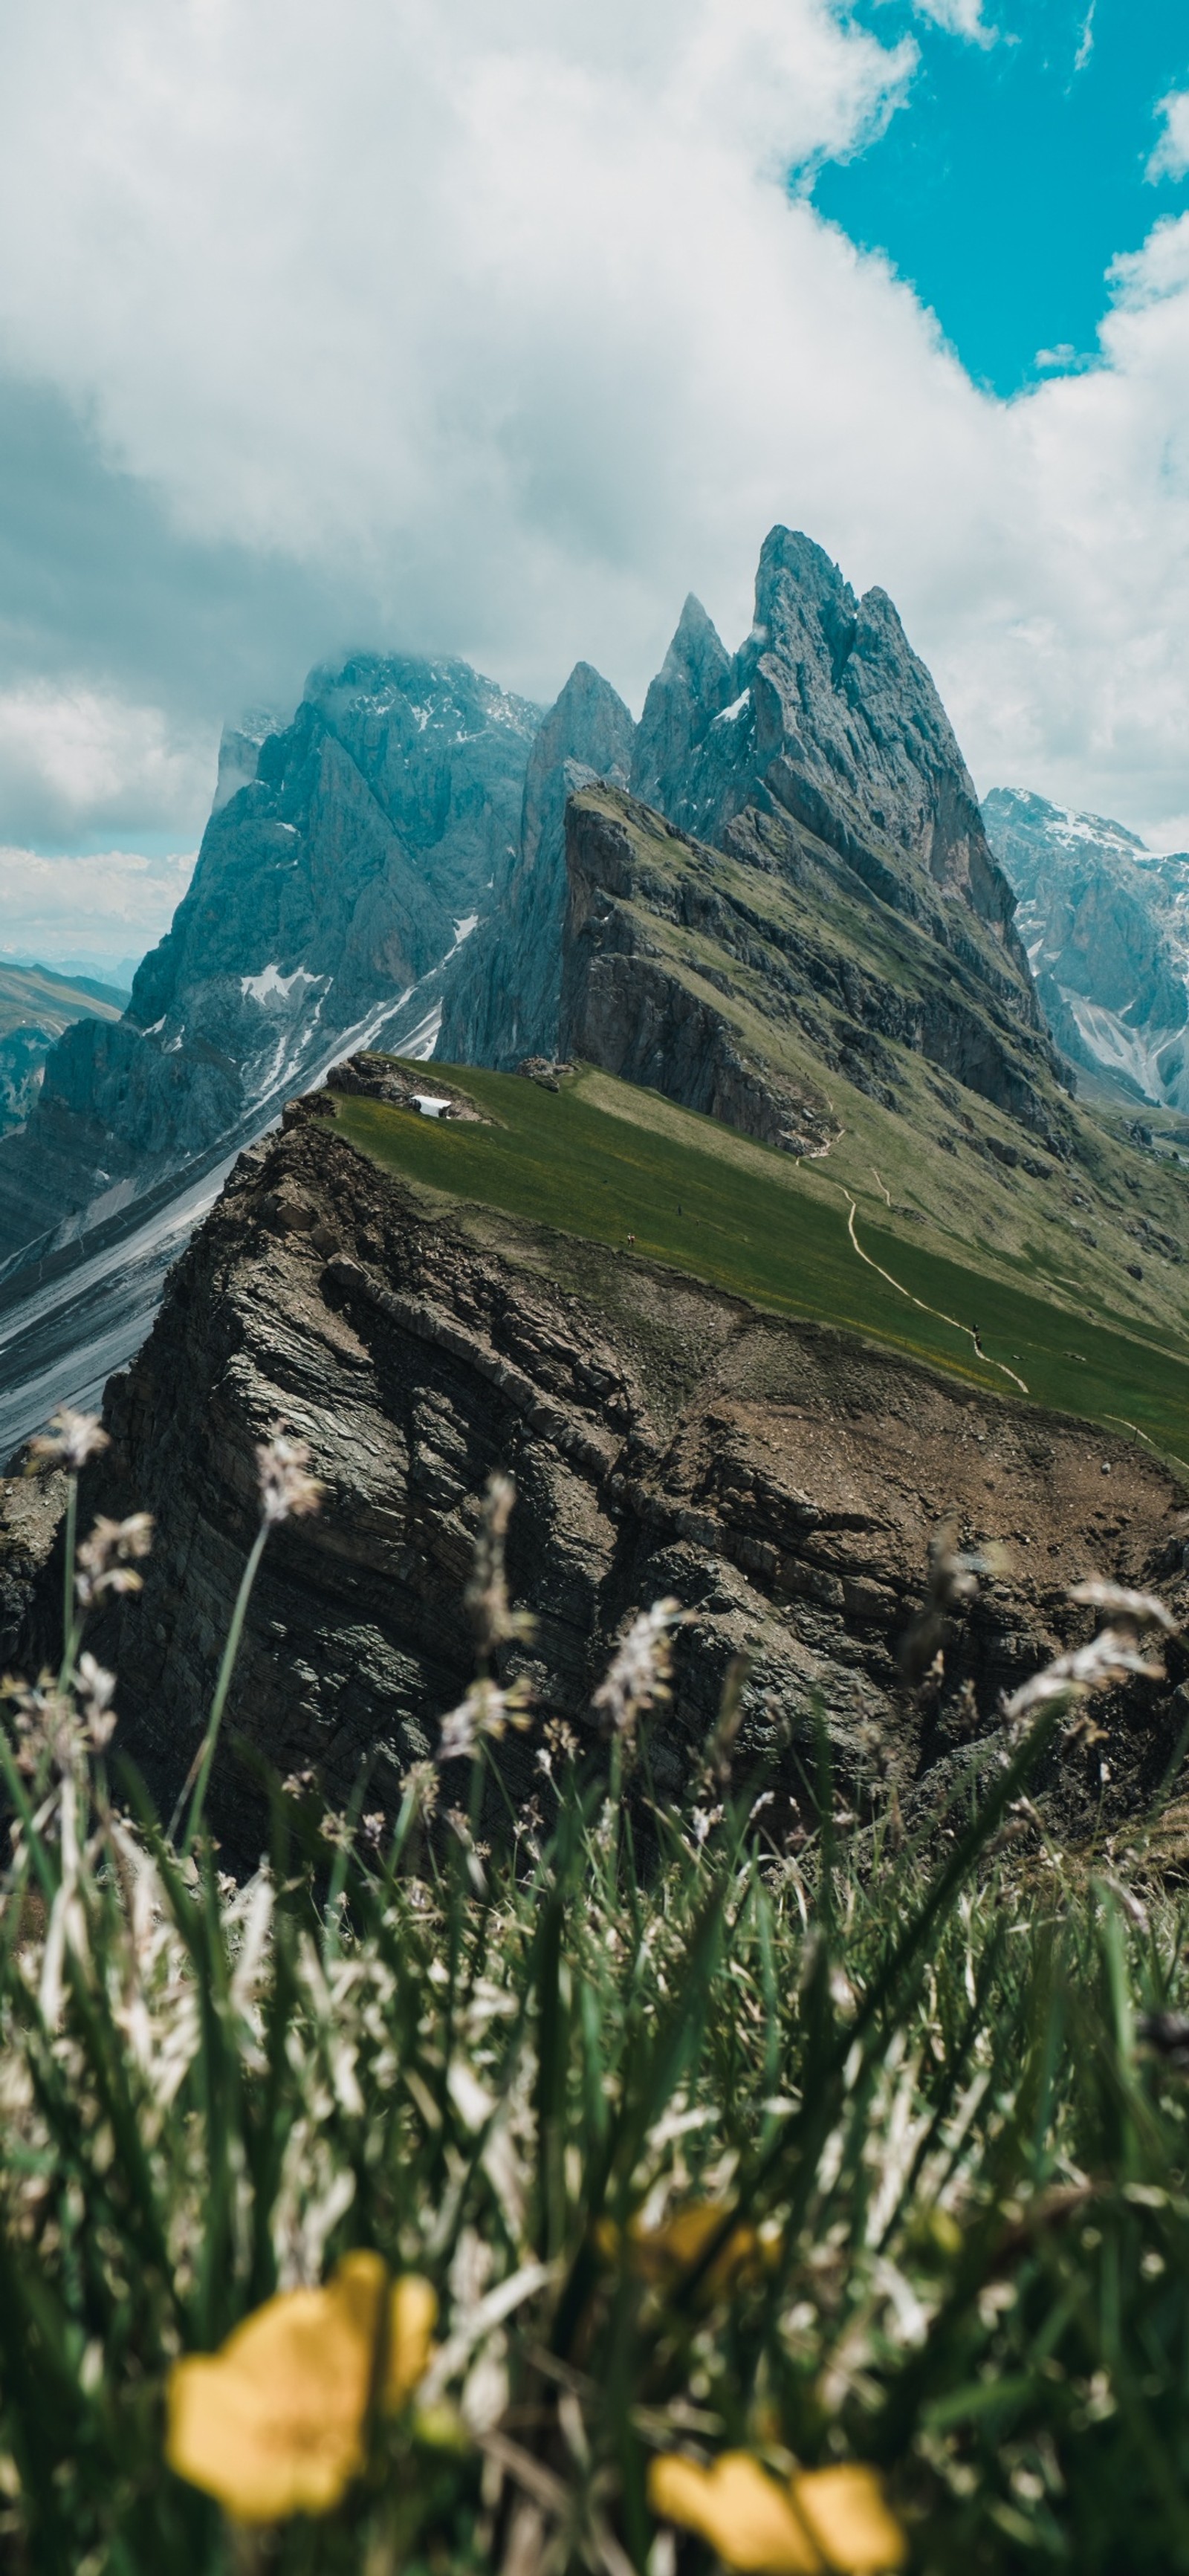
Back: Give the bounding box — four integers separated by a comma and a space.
1002, 1624, 1166, 1733
4, 1673, 85, 1776
437, 1675, 534, 1763
1068, 1580, 1176, 1635
28, 1407, 109, 1475
463, 1470, 536, 1660
592, 1597, 684, 1745
256, 1433, 324, 1525
896, 1519, 988, 1684
398, 1758, 439, 1820
75, 1513, 154, 1607
77, 1653, 117, 1750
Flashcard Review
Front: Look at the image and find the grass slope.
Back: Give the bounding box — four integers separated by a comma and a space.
568, 784, 1189, 1365
0, 961, 126, 1040
331, 1060, 1189, 1472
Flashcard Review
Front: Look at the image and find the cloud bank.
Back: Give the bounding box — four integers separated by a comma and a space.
0, 845, 195, 982
0, 0, 1185, 861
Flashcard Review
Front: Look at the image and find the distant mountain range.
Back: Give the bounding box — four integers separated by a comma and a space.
0, 961, 127, 1138
3, 528, 1189, 1458
0, 528, 1058, 1283
985, 788, 1189, 1114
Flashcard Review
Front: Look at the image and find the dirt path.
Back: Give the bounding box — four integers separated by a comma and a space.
839, 1189, 1029, 1395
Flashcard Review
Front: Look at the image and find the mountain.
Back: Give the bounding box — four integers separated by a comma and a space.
438, 661, 635, 1064
984, 787, 1189, 1111
0, 656, 542, 1279
0, 961, 126, 1137
28, 1060, 1186, 1863
440, 529, 1058, 1143
5, 527, 1189, 1467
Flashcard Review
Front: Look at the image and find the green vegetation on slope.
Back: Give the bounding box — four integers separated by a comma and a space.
331, 1060, 1189, 1471
5, 1444, 1189, 2569
0, 961, 126, 1039
568, 782, 1189, 1363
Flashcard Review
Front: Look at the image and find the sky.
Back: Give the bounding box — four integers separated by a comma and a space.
1, 0, 1189, 975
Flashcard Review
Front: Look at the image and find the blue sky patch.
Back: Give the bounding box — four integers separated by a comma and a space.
812, 0, 1189, 396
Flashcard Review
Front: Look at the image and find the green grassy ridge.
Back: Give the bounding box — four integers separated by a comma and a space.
0, 961, 125, 1039
331, 1061, 1189, 1472
574, 785, 1189, 1360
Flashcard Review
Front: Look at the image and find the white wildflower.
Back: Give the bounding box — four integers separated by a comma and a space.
1068, 1580, 1176, 1634
438, 1675, 532, 1762
28, 1407, 108, 1473
592, 1597, 684, 1742
256, 1431, 324, 1525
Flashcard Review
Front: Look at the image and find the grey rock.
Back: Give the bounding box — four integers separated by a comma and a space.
56, 1112, 1189, 1867
443, 527, 1040, 1089
637, 528, 1031, 992
436, 660, 635, 1065
0, 656, 542, 1276
557, 777, 1072, 1158
984, 786, 1189, 1109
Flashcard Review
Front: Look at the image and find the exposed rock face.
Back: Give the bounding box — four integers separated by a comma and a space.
0, 964, 126, 1141
985, 788, 1189, 1108
558, 783, 1072, 1160
0, 1467, 68, 1666
436, 661, 635, 1067
443, 522, 1037, 1087
0, 658, 542, 1278
65, 1113, 1188, 1867
635, 531, 1028, 983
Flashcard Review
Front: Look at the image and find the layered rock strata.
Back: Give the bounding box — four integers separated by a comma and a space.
558, 785, 1073, 1160
57, 1113, 1189, 1868
0, 656, 542, 1276
442, 530, 1053, 1135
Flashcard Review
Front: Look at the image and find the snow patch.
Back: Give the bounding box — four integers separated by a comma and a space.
241, 964, 320, 1005
713, 690, 751, 726
1061, 990, 1184, 1103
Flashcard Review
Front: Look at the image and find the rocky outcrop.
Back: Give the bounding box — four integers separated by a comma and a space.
0, 657, 542, 1279
635, 531, 1029, 987
0, 1466, 68, 1667
56, 1110, 1189, 1867
558, 785, 1073, 1159
985, 788, 1189, 1109
436, 661, 635, 1067
441, 529, 1063, 1161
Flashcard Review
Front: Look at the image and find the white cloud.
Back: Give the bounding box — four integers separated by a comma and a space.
0, 0, 1182, 849
0, 686, 214, 840
910, 0, 997, 45
0, 844, 195, 976
1148, 88, 1189, 184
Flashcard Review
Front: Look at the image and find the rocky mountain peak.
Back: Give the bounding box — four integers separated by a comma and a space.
435, 659, 635, 1068
985, 785, 1189, 1108
0, 652, 543, 1281
631, 595, 732, 814
621, 528, 1026, 991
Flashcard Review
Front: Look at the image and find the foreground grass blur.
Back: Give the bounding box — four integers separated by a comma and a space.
0, 1421, 1188, 2570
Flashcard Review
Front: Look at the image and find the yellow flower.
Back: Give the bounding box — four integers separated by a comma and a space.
166, 2253, 437, 2524
386, 2271, 438, 2412
649, 2453, 819, 2573
600, 2201, 780, 2300
647, 2450, 906, 2576
794, 2467, 908, 2575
